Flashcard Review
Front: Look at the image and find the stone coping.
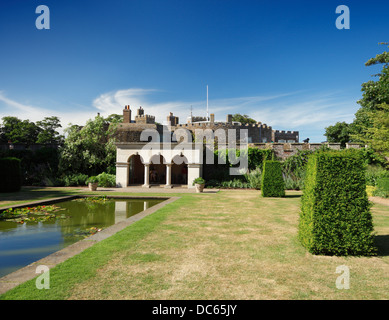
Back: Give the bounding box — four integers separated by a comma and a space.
0, 196, 179, 295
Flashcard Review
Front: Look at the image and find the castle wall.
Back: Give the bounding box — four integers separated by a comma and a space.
273, 130, 299, 143
248, 142, 343, 160
173, 122, 277, 143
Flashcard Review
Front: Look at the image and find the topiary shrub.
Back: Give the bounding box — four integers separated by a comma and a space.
0, 157, 22, 192
298, 150, 376, 256
261, 160, 285, 197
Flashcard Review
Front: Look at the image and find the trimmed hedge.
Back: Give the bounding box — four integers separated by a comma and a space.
261, 160, 285, 197
298, 150, 376, 256
0, 157, 22, 192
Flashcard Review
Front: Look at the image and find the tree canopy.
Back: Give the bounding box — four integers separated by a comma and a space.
324, 121, 353, 148
58, 114, 121, 176
36, 116, 64, 145
231, 114, 257, 125
0, 116, 63, 145
324, 43, 389, 164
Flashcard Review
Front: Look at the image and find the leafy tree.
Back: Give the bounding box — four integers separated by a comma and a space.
0, 116, 41, 145
324, 43, 389, 164
59, 114, 120, 176
324, 121, 353, 148
36, 116, 64, 145
231, 114, 257, 125
352, 43, 389, 143
358, 103, 389, 162
105, 114, 123, 123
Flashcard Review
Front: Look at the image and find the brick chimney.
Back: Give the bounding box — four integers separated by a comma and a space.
210, 113, 215, 123
123, 105, 131, 123
226, 114, 232, 123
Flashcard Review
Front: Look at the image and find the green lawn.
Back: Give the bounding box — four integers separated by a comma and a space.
0, 187, 83, 207
1, 188, 388, 300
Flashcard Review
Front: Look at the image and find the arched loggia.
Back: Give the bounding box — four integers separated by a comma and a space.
149, 154, 167, 185
171, 155, 188, 185
128, 154, 145, 185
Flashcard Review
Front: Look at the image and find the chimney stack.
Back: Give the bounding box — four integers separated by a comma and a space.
167, 112, 179, 126
123, 105, 132, 123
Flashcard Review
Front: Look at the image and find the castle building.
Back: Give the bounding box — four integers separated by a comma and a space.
114, 105, 299, 188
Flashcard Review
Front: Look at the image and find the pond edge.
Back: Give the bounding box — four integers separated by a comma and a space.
0, 195, 179, 295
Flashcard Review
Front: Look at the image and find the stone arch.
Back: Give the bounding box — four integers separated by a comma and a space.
127, 154, 144, 185
171, 154, 188, 185
149, 154, 167, 184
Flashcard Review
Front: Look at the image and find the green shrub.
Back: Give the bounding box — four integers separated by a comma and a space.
365, 165, 389, 186
86, 175, 99, 184
62, 173, 89, 186
245, 148, 273, 170
244, 167, 262, 189
282, 149, 314, 174
283, 173, 303, 190
96, 172, 116, 187
220, 178, 250, 189
298, 150, 376, 256
376, 177, 389, 190
373, 177, 389, 198
0, 147, 60, 186
0, 157, 22, 192
261, 160, 285, 197
204, 147, 273, 182
193, 177, 206, 185
204, 179, 220, 188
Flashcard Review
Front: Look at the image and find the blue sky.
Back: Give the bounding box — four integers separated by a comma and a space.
0, 0, 388, 142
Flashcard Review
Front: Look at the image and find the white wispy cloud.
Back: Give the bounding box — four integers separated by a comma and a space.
0, 91, 45, 115
0, 92, 95, 133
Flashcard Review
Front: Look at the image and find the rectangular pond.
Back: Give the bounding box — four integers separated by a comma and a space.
0, 197, 164, 278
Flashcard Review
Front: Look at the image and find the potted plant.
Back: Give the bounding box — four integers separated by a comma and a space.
193, 177, 206, 193
86, 176, 99, 191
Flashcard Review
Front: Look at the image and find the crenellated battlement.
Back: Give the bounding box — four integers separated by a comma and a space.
273, 130, 298, 134
135, 114, 155, 124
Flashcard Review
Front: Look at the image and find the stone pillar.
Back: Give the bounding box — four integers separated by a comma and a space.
165, 164, 173, 188
143, 164, 150, 188
187, 163, 201, 188
116, 162, 129, 187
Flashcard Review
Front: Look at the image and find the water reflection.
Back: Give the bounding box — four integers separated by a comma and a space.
0, 198, 163, 278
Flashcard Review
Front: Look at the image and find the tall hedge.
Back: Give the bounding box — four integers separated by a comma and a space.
298, 150, 376, 256
0, 157, 22, 192
261, 160, 285, 197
